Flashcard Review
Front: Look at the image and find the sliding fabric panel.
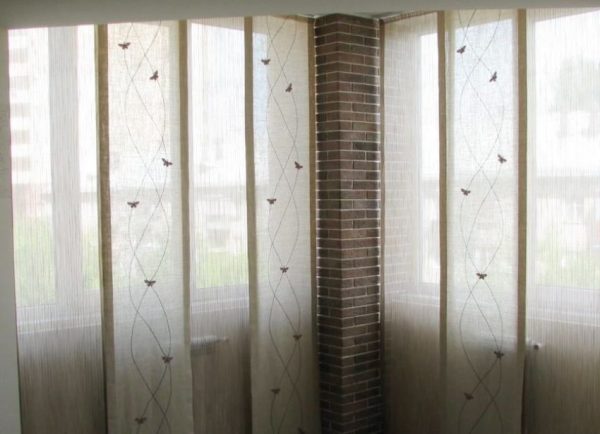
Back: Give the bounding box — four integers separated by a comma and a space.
188, 17, 251, 433
0, 26, 22, 434
9, 26, 105, 434
444, 10, 523, 434
104, 22, 193, 432
251, 16, 320, 434
382, 13, 441, 434
525, 9, 600, 434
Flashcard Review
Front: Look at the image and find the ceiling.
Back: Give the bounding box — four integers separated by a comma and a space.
0, 0, 598, 28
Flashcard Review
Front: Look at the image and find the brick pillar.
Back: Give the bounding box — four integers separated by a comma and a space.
314, 14, 383, 434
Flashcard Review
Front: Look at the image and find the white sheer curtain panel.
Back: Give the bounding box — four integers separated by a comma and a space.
444, 10, 523, 434
0, 26, 21, 434
188, 17, 251, 434
383, 12, 441, 434
103, 21, 193, 433
9, 25, 105, 434
525, 8, 600, 434
250, 15, 320, 434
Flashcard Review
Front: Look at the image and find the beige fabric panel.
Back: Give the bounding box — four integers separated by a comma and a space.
9, 25, 106, 434
187, 17, 251, 433
250, 16, 321, 434
103, 21, 193, 433
444, 10, 524, 434
0, 26, 22, 434
382, 12, 442, 434
524, 8, 600, 434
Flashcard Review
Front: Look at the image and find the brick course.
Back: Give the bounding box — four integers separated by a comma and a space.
314, 14, 383, 434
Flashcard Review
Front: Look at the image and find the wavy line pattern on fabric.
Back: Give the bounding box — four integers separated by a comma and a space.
260, 16, 306, 434
119, 22, 174, 434
455, 10, 507, 434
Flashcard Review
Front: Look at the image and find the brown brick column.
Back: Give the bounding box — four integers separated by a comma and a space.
314, 14, 383, 434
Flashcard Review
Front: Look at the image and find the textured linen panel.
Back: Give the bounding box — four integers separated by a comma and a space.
105, 21, 193, 433
251, 16, 320, 434
525, 8, 600, 434
1, 25, 23, 434
9, 26, 105, 434
188, 17, 251, 434
444, 10, 523, 434
383, 13, 441, 434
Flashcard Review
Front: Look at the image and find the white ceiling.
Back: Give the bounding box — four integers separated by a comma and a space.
0, 0, 598, 28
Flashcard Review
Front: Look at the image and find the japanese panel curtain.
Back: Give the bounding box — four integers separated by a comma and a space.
383, 8, 600, 434
250, 16, 320, 434
382, 12, 441, 434
10, 25, 106, 434
524, 9, 600, 434
102, 21, 193, 433
187, 17, 250, 434
8, 17, 318, 434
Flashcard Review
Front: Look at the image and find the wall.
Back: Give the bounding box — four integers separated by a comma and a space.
0, 26, 22, 434
315, 15, 383, 434
2, 0, 599, 29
